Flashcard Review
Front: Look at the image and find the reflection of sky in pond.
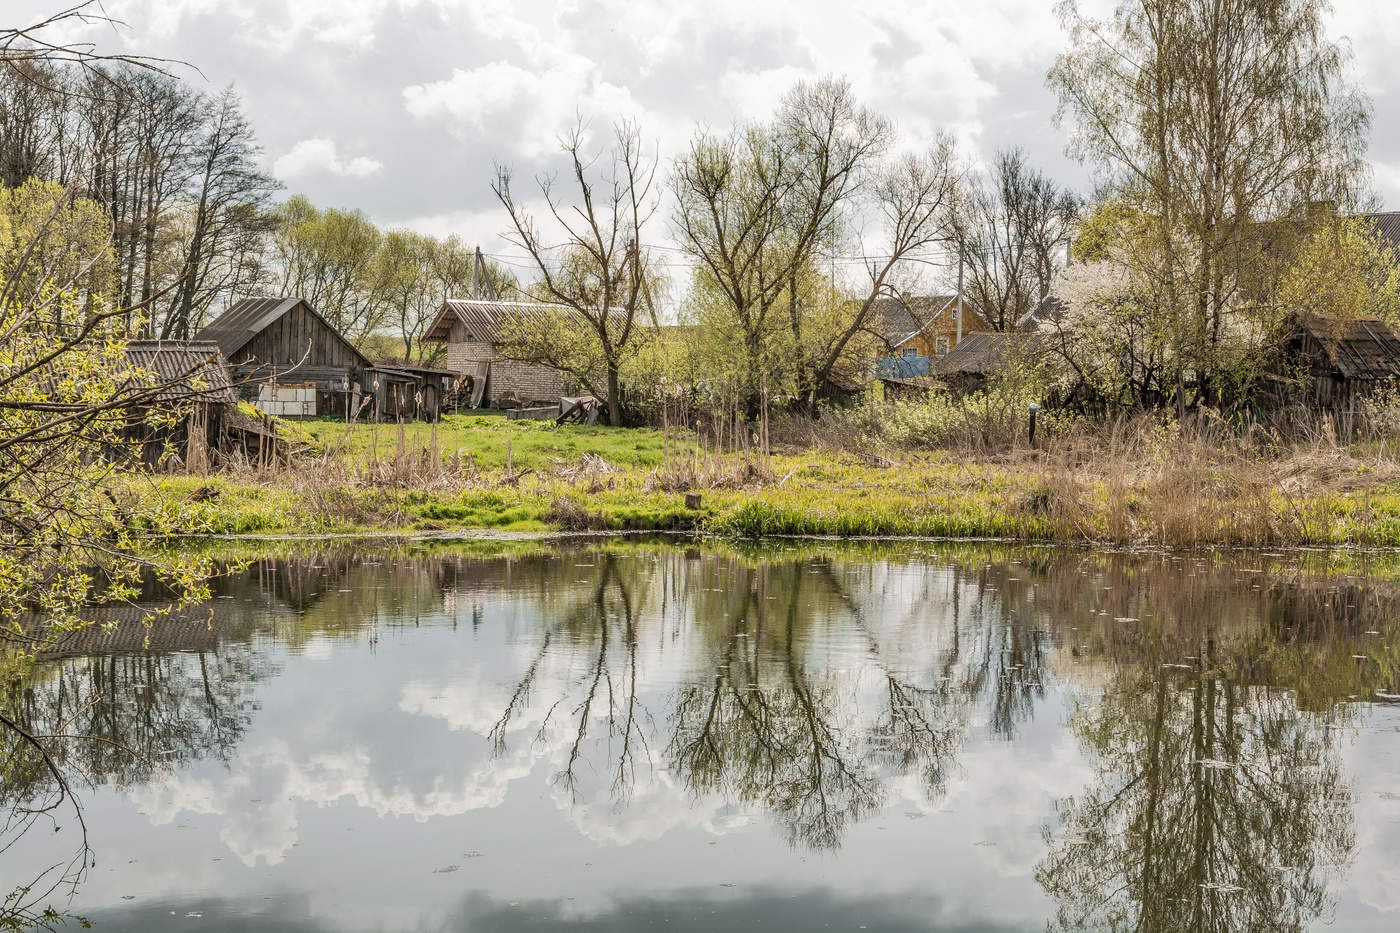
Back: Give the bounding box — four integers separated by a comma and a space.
3, 543, 1399, 932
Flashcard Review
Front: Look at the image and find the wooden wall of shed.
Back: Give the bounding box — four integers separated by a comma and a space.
237, 303, 365, 375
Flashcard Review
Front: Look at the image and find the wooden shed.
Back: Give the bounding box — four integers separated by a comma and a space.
197, 297, 371, 419
1286, 315, 1400, 411
121, 340, 236, 469
366, 365, 453, 422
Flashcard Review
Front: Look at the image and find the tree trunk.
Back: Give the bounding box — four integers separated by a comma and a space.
606, 364, 622, 427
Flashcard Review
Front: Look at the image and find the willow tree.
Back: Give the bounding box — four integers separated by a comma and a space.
673, 78, 892, 417
1050, 0, 1371, 408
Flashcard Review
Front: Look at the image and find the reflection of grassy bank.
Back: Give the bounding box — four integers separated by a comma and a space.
119, 414, 1400, 548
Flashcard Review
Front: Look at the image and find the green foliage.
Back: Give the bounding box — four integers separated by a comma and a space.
0, 179, 117, 307
1070, 197, 1144, 264
1274, 215, 1400, 326
0, 276, 212, 655
1051, 0, 1371, 409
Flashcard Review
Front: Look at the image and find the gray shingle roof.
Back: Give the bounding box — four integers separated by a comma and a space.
122, 340, 236, 404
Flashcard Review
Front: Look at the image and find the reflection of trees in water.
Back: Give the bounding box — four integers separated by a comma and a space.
6, 542, 1399, 927
1023, 554, 1400, 933
490, 548, 1053, 850
2, 638, 267, 929
5, 648, 258, 796
0, 551, 468, 930
1038, 661, 1354, 933
488, 550, 652, 802
1, 706, 92, 931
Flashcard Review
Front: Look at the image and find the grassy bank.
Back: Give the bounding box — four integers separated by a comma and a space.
118, 411, 1400, 548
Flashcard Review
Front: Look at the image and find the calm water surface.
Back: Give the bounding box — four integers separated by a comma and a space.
4, 540, 1400, 932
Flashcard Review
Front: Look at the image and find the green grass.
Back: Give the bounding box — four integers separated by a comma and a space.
120, 418, 1400, 548
288, 412, 668, 472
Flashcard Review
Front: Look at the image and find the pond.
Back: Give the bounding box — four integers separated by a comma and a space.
3, 539, 1400, 932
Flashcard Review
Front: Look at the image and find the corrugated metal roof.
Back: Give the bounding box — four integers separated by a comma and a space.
196, 297, 303, 358
122, 340, 236, 404
424, 298, 574, 345
1300, 316, 1400, 380
931, 332, 1045, 377
424, 298, 639, 345
1360, 212, 1400, 255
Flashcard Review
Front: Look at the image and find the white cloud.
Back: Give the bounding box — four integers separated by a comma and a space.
273, 138, 384, 180
403, 59, 642, 160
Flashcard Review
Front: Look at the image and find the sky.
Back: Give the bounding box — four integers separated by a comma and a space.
14, 0, 1400, 279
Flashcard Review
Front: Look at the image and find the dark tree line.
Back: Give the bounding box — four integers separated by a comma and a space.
0, 59, 279, 338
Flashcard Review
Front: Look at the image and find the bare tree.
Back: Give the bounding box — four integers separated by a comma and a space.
954, 148, 1078, 332
492, 119, 660, 426
1, 2, 181, 81
163, 86, 278, 338
812, 138, 962, 408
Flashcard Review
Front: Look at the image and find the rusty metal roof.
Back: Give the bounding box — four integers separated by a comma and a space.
122, 340, 236, 404
1299, 316, 1400, 380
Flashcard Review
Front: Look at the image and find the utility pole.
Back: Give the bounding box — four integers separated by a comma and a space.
955, 246, 964, 345
472, 247, 498, 300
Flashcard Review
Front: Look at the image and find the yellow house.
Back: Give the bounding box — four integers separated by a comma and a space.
872, 295, 991, 377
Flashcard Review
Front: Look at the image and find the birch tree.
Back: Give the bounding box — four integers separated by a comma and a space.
1050, 0, 1371, 407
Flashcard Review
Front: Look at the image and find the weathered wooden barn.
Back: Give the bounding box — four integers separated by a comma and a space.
121, 339, 237, 468
423, 298, 571, 408
198, 297, 446, 421
197, 297, 370, 417
1283, 315, 1400, 411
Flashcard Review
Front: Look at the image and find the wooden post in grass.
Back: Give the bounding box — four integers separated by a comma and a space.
1028, 402, 1040, 448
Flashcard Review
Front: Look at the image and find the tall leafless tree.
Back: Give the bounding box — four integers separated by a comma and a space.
493, 119, 660, 426
953, 149, 1078, 332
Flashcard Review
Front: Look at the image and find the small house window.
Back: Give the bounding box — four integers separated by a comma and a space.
901, 346, 918, 360
935, 337, 950, 356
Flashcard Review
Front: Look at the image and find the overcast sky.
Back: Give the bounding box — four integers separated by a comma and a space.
16, 0, 1400, 275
